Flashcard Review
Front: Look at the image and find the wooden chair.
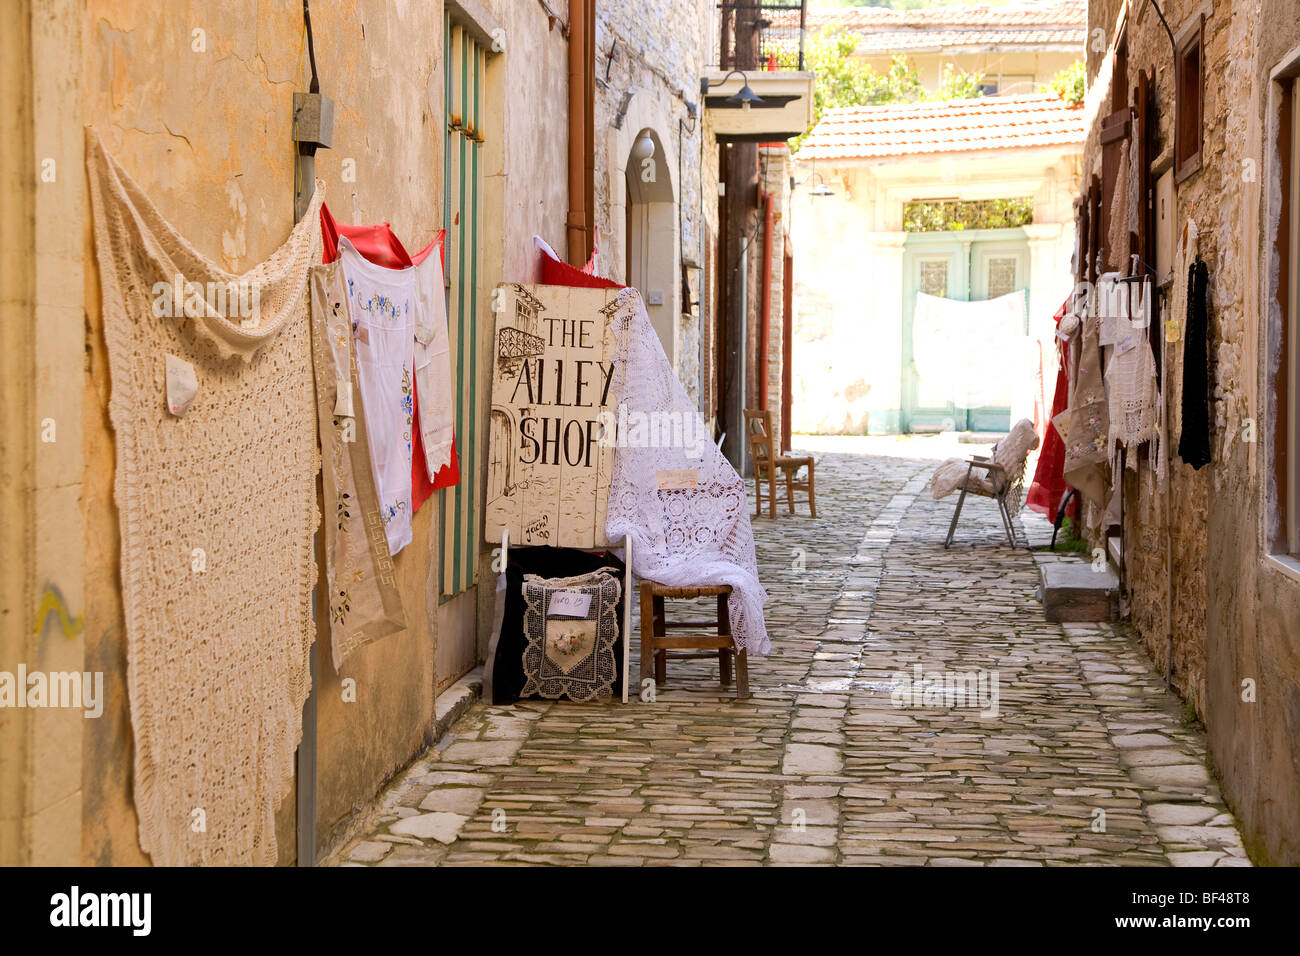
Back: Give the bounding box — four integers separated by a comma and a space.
639, 581, 748, 699
743, 408, 816, 518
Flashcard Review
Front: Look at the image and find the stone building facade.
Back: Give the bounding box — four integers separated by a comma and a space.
1083, 0, 1300, 865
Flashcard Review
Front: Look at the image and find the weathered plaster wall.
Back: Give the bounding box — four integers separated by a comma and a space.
75, 0, 459, 866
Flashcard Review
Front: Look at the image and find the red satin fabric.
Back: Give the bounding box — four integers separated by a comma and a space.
1025, 298, 1071, 518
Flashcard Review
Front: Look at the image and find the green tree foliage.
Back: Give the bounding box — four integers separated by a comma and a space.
1042, 60, 1086, 106
936, 63, 986, 101
787, 27, 985, 149
903, 198, 1035, 233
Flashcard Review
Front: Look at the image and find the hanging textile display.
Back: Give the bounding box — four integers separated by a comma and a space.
520, 567, 623, 702
1096, 272, 1127, 346
309, 262, 407, 670
1178, 260, 1213, 469
912, 290, 1030, 411
1026, 297, 1073, 517
86, 129, 320, 866
337, 237, 417, 555
1108, 146, 1130, 271
411, 240, 455, 480
605, 289, 770, 655
320, 203, 460, 506
1105, 311, 1164, 488
1057, 288, 1110, 505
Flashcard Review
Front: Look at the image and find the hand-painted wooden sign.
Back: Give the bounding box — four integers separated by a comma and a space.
485, 284, 622, 548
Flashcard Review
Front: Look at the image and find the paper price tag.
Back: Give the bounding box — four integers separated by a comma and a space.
548, 590, 592, 618
656, 468, 698, 490
1116, 332, 1141, 354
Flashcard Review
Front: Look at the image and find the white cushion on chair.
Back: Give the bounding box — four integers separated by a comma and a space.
929, 419, 1039, 500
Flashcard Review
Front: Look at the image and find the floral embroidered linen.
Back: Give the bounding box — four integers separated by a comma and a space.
309, 261, 407, 670
520, 568, 621, 701
86, 129, 320, 866
338, 237, 416, 555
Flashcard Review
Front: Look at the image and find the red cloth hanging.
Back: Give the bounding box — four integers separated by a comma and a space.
537, 240, 623, 289
320, 203, 458, 516
1025, 298, 1072, 518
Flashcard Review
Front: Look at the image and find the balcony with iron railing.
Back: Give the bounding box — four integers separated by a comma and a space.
714, 0, 807, 73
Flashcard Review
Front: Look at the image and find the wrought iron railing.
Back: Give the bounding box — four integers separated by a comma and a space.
715, 0, 807, 72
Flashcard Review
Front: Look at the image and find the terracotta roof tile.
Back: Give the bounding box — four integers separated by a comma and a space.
794, 93, 1085, 162
807, 0, 1086, 31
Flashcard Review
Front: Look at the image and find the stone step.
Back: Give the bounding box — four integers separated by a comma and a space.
1040, 561, 1120, 622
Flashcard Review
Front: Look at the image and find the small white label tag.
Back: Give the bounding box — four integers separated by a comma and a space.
1116, 332, 1141, 354
656, 468, 698, 490
548, 590, 592, 618
165, 353, 198, 417
333, 379, 355, 417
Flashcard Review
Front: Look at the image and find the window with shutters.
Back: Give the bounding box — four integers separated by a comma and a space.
1174, 15, 1205, 184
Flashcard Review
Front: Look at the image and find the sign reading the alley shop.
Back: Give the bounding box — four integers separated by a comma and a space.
485, 284, 622, 548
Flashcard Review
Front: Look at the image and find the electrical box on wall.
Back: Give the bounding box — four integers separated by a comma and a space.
293, 92, 335, 149
647, 290, 664, 306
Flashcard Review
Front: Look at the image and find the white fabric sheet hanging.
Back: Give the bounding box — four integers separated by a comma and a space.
604, 289, 770, 655
339, 237, 416, 556
912, 290, 1029, 411
414, 251, 455, 476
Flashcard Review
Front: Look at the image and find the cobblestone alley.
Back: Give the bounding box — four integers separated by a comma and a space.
330, 438, 1251, 867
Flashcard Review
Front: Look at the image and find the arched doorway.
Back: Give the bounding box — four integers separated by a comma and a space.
624, 128, 677, 361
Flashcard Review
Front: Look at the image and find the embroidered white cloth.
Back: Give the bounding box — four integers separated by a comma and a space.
339, 238, 416, 555
604, 289, 770, 655
1105, 330, 1165, 487
414, 249, 454, 476
86, 128, 320, 866
913, 291, 1029, 410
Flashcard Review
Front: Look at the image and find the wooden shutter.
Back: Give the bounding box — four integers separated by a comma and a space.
441, 20, 486, 599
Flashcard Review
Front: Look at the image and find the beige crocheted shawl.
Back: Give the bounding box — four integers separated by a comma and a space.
86, 129, 322, 865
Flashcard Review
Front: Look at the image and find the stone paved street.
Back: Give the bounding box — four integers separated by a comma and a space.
329, 438, 1250, 867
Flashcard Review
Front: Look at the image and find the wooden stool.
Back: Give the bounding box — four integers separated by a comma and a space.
639, 582, 749, 699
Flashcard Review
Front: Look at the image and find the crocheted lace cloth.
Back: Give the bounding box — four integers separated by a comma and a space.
1106, 326, 1165, 487
604, 289, 770, 655
87, 129, 322, 866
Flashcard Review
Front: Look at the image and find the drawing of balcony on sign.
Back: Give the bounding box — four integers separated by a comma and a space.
485, 284, 622, 549
497, 284, 546, 376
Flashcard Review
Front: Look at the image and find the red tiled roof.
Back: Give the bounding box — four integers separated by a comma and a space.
802, 1, 1085, 52
794, 93, 1085, 162
808, 1, 1085, 31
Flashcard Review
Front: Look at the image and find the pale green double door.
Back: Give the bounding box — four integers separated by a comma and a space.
900, 229, 1029, 433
